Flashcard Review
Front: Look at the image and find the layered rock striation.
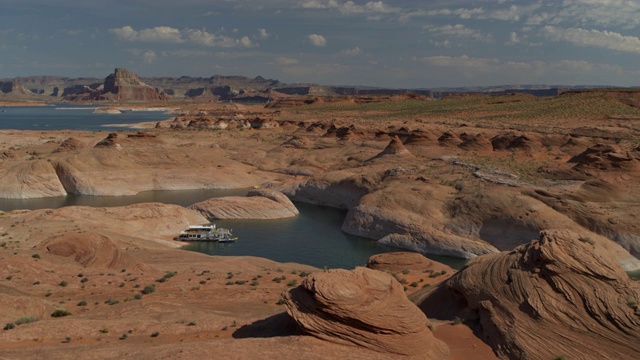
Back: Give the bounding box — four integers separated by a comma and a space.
413, 229, 640, 360
283, 266, 449, 358
189, 188, 299, 219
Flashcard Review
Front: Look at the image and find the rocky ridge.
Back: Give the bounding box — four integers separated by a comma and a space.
412, 229, 640, 360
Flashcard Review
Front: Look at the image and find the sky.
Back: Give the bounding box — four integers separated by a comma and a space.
1, 0, 640, 88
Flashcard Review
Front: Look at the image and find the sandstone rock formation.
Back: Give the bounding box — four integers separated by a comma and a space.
63, 68, 169, 102
190, 188, 298, 219
283, 266, 449, 358
0, 160, 67, 198
54, 137, 88, 152
41, 231, 142, 270
367, 135, 414, 161
366, 251, 453, 274
413, 229, 640, 360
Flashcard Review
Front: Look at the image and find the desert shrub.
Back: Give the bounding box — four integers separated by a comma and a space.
134, 294, 143, 300
298, 271, 310, 277
250, 280, 259, 286
15, 316, 36, 325
157, 271, 177, 283
225, 281, 235, 285
51, 309, 71, 318
5, 275, 12, 281
77, 300, 87, 306
187, 321, 196, 326
80, 277, 88, 283
99, 327, 109, 334
286, 280, 297, 287
59, 280, 68, 287
150, 331, 160, 337
141, 284, 156, 294
32, 254, 40, 259
410, 282, 419, 288
452, 316, 465, 325
119, 334, 128, 340
105, 299, 119, 305
4, 323, 15, 330
234, 280, 246, 285
401, 269, 410, 275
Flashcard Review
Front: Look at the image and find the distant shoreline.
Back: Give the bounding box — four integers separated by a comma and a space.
0, 101, 48, 107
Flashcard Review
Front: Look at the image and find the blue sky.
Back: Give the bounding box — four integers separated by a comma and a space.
1, 0, 640, 88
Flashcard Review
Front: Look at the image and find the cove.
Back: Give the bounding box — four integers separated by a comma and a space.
0, 189, 466, 269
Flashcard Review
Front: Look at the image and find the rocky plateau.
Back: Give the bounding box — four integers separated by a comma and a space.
2, 88, 640, 358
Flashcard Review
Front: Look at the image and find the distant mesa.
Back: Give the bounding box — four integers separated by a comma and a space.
0, 80, 32, 95
64, 68, 169, 102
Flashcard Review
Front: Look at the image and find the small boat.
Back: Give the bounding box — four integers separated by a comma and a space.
173, 224, 237, 242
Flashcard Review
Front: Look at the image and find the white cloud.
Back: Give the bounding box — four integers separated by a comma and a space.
339, 46, 363, 56
143, 50, 157, 64
300, 0, 338, 9
258, 28, 269, 39
308, 33, 327, 46
109, 25, 138, 41
420, 54, 499, 70
542, 26, 640, 54
185, 29, 216, 46
506, 31, 520, 45
425, 24, 492, 42
276, 56, 299, 65
300, 0, 399, 15
109, 26, 243, 48
137, 26, 183, 43
240, 36, 253, 47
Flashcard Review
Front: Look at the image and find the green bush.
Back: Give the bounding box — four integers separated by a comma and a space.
4, 322, 15, 330
15, 316, 36, 325
77, 300, 87, 306
141, 284, 156, 294
51, 309, 72, 318
59, 280, 68, 287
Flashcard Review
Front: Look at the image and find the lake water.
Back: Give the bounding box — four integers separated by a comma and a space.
0, 103, 171, 131
0, 188, 465, 269
0, 106, 467, 269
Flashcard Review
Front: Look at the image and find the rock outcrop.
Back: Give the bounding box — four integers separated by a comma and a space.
0, 160, 67, 198
368, 136, 414, 161
63, 68, 170, 102
189, 188, 298, 219
42, 231, 142, 270
283, 267, 449, 358
366, 251, 453, 274
413, 229, 640, 360
54, 137, 88, 152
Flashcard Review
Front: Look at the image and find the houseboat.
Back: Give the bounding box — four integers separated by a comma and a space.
174, 224, 236, 242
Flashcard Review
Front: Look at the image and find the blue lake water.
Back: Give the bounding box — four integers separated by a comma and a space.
0, 105, 467, 269
0, 103, 170, 131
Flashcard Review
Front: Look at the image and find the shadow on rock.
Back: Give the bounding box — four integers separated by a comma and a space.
232, 312, 302, 339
